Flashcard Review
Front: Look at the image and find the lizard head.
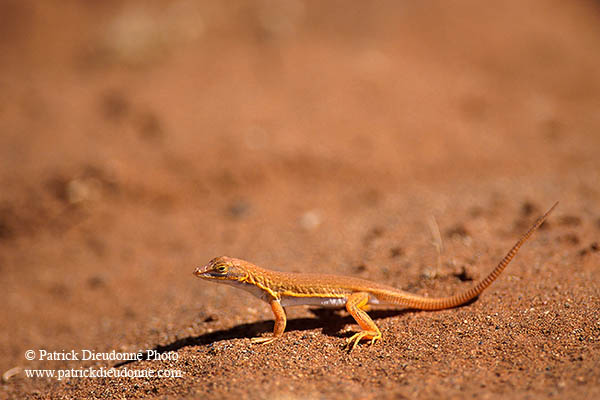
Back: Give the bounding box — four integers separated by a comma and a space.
194, 256, 249, 282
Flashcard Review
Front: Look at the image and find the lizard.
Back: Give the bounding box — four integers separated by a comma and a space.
194, 202, 557, 350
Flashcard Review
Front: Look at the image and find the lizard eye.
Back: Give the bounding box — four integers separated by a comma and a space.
215, 265, 228, 273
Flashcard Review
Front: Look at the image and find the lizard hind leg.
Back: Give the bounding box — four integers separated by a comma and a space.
345, 292, 382, 351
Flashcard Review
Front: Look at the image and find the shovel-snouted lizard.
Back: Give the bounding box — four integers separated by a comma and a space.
194, 202, 557, 350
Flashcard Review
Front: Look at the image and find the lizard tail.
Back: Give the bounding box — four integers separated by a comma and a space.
379, 201, 558, 310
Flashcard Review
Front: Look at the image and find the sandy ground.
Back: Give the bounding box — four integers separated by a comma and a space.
1, 1, 600, 399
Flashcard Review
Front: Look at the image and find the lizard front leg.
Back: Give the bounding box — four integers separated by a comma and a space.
345, 292, 382, 350
251, 298, 287, 344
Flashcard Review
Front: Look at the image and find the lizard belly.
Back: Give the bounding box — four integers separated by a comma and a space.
280, 295, 347, 308
281, 294, 382, 307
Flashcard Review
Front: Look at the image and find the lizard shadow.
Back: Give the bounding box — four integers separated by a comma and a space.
309, 307, 411, 338
308, 297, 477, 338
113, 306, 438, 368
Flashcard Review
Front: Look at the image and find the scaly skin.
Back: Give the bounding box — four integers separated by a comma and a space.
194, 202, 557, 350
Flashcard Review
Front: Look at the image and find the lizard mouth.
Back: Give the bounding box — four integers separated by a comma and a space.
193, 267, 227, 279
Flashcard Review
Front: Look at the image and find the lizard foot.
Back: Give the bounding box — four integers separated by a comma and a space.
345, 331, 382, 351
251, 336, 278, 345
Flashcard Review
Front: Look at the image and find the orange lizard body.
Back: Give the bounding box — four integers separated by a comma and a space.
194, 202, 557, 350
